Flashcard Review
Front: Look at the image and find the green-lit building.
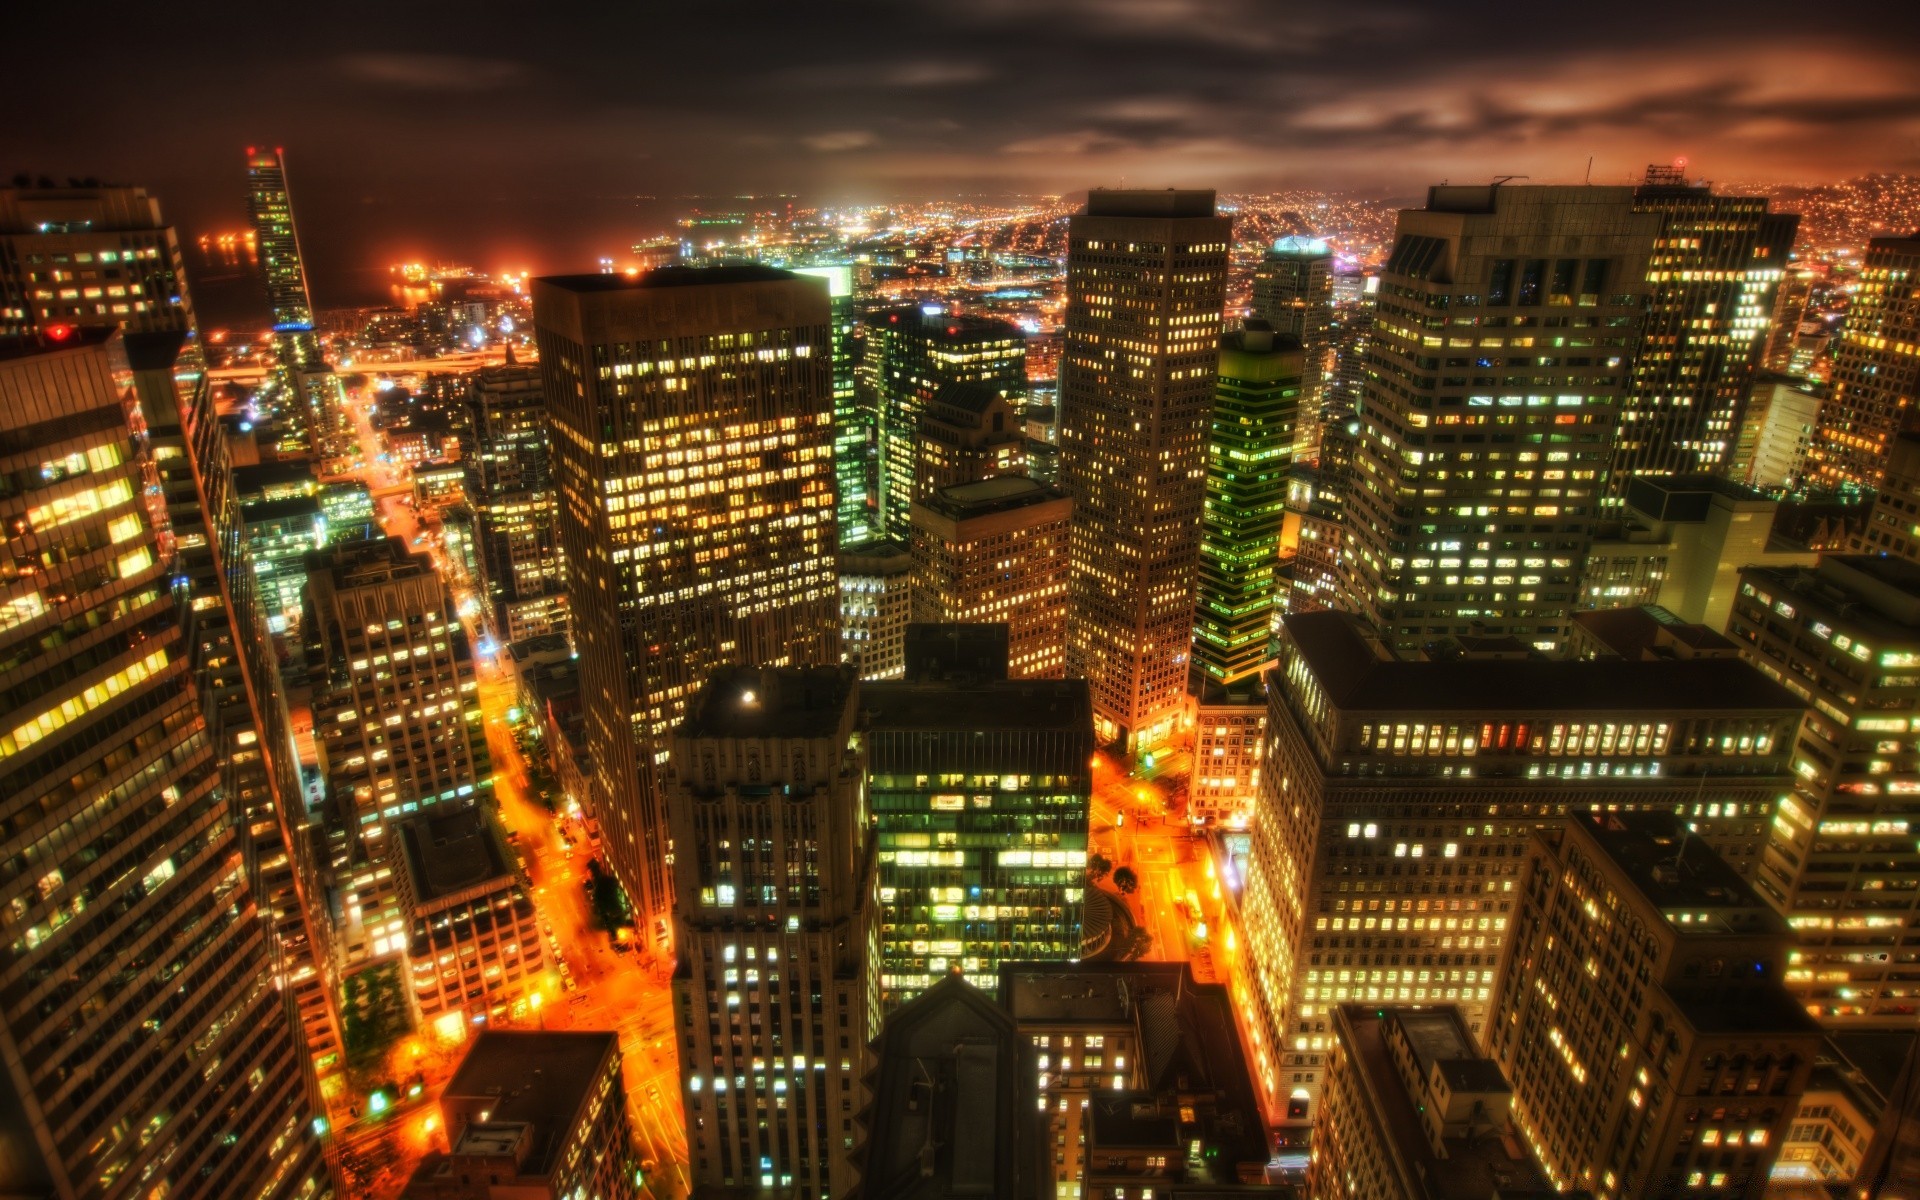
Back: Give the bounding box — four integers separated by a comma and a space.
243, 493, 325, 633
321, 477, 376, 535
1193, 322, 1303, 684
864, 306, 1025, 541
791, 265, 869, 545
865, 659, 1093, 1005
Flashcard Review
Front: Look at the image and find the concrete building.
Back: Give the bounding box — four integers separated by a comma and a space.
1613, 168, 1797, 494
1343, 184, 1659, 651
0, 184, 196, 336
0, 330, 328, 1198
1807, 236, 1920, 493
401, 1031, 640, 1200
1060, 189, 1231, 749
307, 535, 490, 971
1251, 236, 1334, 461
465, 359, 567, 642
909, 476, 1072, 679
663, 666, 877, 1198
396, 807, 545, 1033
536, 266, 841, 953
1736, 377, 1823, 492
838, 538, 913, 680
1312, 1005, 1559, 1200
1194, 323, 1303, 685
867, 306, 1026, 541
1727, 557, 1920, 1024
1567, 604, 1745, 663
1192, 677, 1268, 827
865, 662, 1095, 1002
1854, 432, 1920, 562
914, 378, 1029, 500
789, 265, 867, 545
850, 974, 1045, 1200
1242, 611, 1805, 1131
999, 962, 1273, 1197
1579, 475, 1815, 632
1772, 1034, 1908, 1193
1487, 813, 1821, 1199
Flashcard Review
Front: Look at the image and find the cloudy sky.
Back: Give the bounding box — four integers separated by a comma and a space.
14, 0, 1920, 291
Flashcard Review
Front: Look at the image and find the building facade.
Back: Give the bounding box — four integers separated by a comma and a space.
664, 666, 877, 1198
396, 807, 545, 1033
465, 359, 567, 643
1807, 237, 1920, 493
909, 476, 1072, 680
1193, 322, 1303, 685
1486, 813, 1820, 1199
1343, 184, 1659, 651
914, 378, 1029, 500
790, 265, 869, 546
838, 538, 912, 681
1060, 189, 1231, 749
1241, 611, 1804, 1131
536, 267, 841, 952
1727, 557, 1920, 1025
1250, 236, 1333, 461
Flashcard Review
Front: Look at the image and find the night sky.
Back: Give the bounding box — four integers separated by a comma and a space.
14, 0, 1920, 297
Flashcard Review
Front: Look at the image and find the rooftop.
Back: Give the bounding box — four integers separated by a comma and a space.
536, 264, 799, 292
1575, 812, 1781, 931
1084, 188, 1217, 219
677, 665, 856, 741
838, 537, 913, 572
439, 1031, 618, 1177
1282, 611, 1802, 714
865, 678, 1092, 736
1389, 1009, 1511, 1097
1570, 606, 1741, 661
398, 807, 512, 905
1744, 556, 1920, 634
918, 475, 1068, 520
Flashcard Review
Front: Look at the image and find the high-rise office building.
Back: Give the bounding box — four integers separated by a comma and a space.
1857, 432, 1920, 561
1610, 167, 1797, 496
1727, 556, 1920, 1025
0, 330, 327, 1198
838, 538, 913, 681
465, 359, 567, 642
1060, 189, 1231, 748
1193, 322, 1303, 685
664, 666, 877, 1198
791, 265, 869, 545
867, 306, 1025, 541
401, 1031, 640, 1200
865, 663, 1094, 1002
245, 147, 321, 374
1734, 375, 1823, 492
307, 536, 490, 976
1487, 813, 1819, 1199
1, 183, 340, 1152
914, 379, 1028, 499
1807, 236, 1920, 494
1345, 184, 1658, 651
909, 476, 1072, 679
1242, 611, 1803, 1129
1251, 236, 1333, 459
536, 266, 840, 951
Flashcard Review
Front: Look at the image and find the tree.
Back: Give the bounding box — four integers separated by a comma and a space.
1115, 926, 1152, 962
1112, 866, 1139, 895
1086, 851, 1113, 883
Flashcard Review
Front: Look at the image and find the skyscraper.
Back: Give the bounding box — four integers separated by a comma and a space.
867, 306, 1025, 541
1243, 611, 1802, 1128
1250, 236, 1333, 459
838, 538, 913, 681
1192, 321, 1302, 685
1343, 184, 1659, 651
536, 266, 840, 951
1610, 166, 1797, 496
1727, 556, 1920, 1025
913, 379, 1029, 498
0, 329, 327, 1198
1806, 236, 1920, 493
1059, 189, 1231, 748
665, 666, 877, 1197
909, 476, 1072, 679
1486, 814, 1819, 1199
244, 147, 321, 374
790, 265, 869, 545
465, 358, 567, 642
0, 185, 195, 337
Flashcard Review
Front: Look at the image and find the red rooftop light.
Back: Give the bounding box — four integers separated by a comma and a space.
45, 324, 72, 342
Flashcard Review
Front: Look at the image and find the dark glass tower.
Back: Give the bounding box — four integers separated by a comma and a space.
244, 147, 321, 375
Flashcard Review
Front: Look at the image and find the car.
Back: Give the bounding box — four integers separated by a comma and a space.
646, 1083, 661, 1102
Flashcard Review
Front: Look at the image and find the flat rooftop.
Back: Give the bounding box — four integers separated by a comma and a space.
536, 264, 799, 291
1085, 188, 1217, 219
1390, 1009, 1510, 1097
920, 475, 1068, 519
677, 665, 856, 741
1574, 812, 1787, 937
1283, 611, 1802, 713
864, 677, 1093, 735
398, 807, 511, 905
439, 1031, 618, 1177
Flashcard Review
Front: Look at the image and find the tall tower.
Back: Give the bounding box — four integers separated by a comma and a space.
0, 329, 328, 1198
1344, 184, 1658, 651
1059, 189, 1230, 749
535, 266, 840, 951
244, 147, 322, 374
466, 359, 567, 642
1250, 236, 1333, 459
790, 265, 868, 545
1806, 235, 1920, 494
665, 666, 876, 1197
867, 306, 1025, 542
1610, 166, 1798, 496
1192, 322, 1302, 685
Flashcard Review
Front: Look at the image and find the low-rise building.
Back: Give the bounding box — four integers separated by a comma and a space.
1193, 677, 1268, 827
396, 807, 545, 1034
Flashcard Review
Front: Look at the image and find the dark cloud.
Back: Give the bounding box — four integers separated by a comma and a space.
10, 0, 1918, 293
